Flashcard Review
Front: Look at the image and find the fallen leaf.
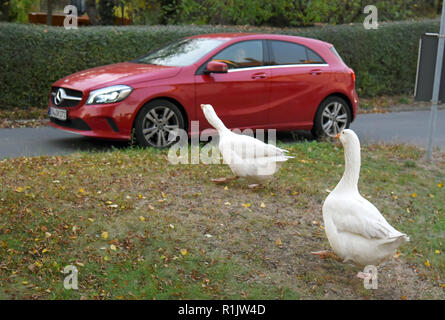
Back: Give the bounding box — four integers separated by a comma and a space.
180, 249, 188, 256
424, 259, 431, 267
110, 244, 117, 251
411, 193, 417, 198
260, 202, 266, 208
101, 231, 109, 240
276, 237, 282, 246
139, 216, 146, 222
438, 183, 443, 188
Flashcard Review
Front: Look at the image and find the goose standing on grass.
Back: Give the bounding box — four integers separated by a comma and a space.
312, 129, 409, 278
200, 104, 293, 188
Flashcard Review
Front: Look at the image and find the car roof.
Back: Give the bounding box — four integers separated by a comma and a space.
187, 33, 332, 47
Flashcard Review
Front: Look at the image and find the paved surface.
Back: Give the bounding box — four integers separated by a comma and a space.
0, 110, 444, 159
0, 127, 128, 159
350, 110, 445, 150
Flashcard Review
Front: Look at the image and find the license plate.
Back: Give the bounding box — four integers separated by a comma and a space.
50, 107, 67, 121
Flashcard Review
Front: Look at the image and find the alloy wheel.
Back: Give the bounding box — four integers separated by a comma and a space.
142, 106, 180, 147
321, 101, 348, 137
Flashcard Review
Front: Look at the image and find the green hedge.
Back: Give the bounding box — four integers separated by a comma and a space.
0, 20, 440, 110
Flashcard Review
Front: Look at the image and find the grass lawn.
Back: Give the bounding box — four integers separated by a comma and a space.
0, 141, 443, 299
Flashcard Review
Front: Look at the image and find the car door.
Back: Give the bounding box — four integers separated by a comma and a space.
267, 40, 331, 129
195, 40, 270, 130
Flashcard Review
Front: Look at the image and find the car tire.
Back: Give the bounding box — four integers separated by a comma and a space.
311, 96, 351, 138
134, 99, 185, 148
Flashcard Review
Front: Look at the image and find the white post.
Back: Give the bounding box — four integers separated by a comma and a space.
427, 0, 445, 161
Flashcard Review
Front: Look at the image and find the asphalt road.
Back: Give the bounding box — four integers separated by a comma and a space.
0, 110, 444, 159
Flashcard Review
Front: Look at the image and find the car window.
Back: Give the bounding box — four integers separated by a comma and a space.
135, 38, 228, 67
269, 40, 325, 65
307, 48, 325, 64
211, 40, 263, 70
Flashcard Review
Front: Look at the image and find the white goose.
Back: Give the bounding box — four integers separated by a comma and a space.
201, 104, 293, 188
313, 129, 409, 278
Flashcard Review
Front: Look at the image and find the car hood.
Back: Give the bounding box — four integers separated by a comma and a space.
53, 62, 181, 92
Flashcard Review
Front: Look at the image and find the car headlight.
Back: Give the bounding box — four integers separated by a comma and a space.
86, 85, 133, 105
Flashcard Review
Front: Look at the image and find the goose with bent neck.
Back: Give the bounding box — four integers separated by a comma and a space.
314, 129, 409, 278
200, 104, 293, 188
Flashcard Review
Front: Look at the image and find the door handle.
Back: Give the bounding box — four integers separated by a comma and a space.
251, 72, 267, 79
309, 69, 322, 75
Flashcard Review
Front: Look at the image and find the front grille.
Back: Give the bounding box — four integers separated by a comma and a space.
51, 87, 83, 108
50, 117, 91, 131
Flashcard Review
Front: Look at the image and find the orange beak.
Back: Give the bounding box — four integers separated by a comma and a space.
335, 132, 341, 139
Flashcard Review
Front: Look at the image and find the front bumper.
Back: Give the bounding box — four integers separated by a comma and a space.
48, 102, 133, 140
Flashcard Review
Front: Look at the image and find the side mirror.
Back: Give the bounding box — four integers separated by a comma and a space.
205, 61, 228, 74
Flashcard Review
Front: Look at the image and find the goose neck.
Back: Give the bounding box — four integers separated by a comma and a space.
337, 141, 361, 192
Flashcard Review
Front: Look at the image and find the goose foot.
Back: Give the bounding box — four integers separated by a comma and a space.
211, 176, 239, 184
247, 184, 262, 189
311, 250, 341, 261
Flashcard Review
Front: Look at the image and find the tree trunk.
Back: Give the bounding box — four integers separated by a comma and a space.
0, 0, 9, 21
46, 0, 53, 25
86, 0, 100, 25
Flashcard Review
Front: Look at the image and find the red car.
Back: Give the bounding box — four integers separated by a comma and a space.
48, 33, 358, 147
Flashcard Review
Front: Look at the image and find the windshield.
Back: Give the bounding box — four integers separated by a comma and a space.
135, 38, 228, 67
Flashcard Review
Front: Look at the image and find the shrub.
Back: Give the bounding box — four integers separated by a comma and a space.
0, 19, 440, 110
162, 0, 438, 27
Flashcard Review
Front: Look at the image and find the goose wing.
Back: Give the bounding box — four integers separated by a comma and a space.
221, 132, 291, 159
324, 194, 406, 240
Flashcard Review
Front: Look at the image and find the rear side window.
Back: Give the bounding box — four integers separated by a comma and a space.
211, 40, 263, 70
307, 48, 325, 64
269, 40, 326, 65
